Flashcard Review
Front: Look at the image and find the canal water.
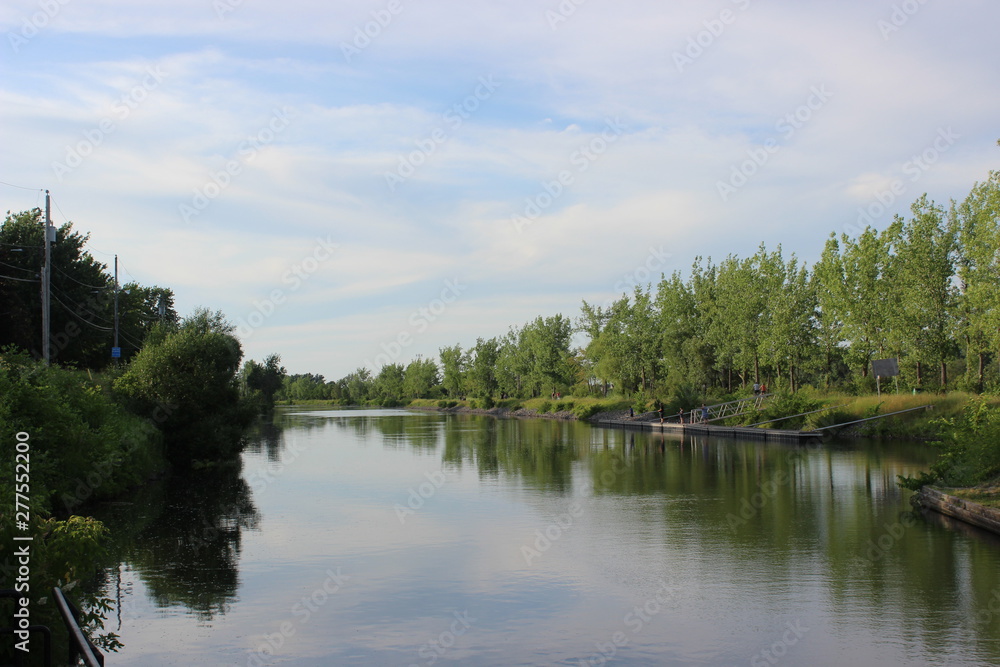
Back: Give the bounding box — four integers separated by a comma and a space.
92, 408, 1000, 666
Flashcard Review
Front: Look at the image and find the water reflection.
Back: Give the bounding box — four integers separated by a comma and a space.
101, 407, 1000, 665
96, 462, 259, 620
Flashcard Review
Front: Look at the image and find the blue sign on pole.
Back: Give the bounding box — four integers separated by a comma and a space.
111, 347, 121, 358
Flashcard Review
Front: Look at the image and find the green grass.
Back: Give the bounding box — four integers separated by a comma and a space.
944, 479, 1000, 510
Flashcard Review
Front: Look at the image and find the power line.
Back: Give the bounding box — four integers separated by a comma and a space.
0, 241, 42, 248
0, 273, 39, 283
0, 259, 37, 275
51, 292, 114, 331
53, 265, 111, 290
0, 180, 43, 191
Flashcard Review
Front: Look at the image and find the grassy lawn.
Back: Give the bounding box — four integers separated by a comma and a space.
944, 479, 1000, 510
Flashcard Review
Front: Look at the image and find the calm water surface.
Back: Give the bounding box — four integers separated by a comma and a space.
92, 408, 1000, 666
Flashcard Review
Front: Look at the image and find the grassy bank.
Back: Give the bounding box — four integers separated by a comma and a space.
407, 395, 632, 420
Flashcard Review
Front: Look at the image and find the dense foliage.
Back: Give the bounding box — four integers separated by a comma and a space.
900, 398, 1000, 489
113, 309, 255, 465
0, 209, 178, 367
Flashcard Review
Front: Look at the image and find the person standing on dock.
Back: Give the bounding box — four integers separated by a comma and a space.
658, 403, 664, 423
678, 407, 685, 424
701, 404, 708, 423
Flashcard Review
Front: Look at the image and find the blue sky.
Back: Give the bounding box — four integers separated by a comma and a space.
2, 0, 998, 379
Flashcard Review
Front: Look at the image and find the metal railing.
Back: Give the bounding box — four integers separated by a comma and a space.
697, 392, 772, 423
1, 587, 104, 667
53, 587, 104, 667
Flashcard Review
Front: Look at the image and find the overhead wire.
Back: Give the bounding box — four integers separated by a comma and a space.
0, 273, 39, 283
0, 180, 44, 191
53, 265, 111, 290
0, 259, 37, 275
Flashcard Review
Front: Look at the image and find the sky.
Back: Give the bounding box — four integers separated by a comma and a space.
1, 0, 998, 380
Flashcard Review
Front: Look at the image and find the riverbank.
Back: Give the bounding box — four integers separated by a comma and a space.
401, 391, 998, 439
912, 486, 1000, 536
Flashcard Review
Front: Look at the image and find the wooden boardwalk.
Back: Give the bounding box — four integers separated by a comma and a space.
595, 419, 823, 442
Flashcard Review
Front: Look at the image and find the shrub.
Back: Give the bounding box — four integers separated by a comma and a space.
113, 311, 252, 466
537, 400, 552, 414
0, 349, 165, 514
901, 398, 1000, 488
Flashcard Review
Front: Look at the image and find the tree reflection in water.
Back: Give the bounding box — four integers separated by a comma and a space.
98, 461, 260, 620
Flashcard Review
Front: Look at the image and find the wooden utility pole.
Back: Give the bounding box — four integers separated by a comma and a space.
41, 190, 52, 364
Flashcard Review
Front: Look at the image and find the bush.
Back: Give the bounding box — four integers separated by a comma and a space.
537, 400, 552, 414
113, 310, 252, 466
0, 349, 165, 514
901, 398, 1000, 488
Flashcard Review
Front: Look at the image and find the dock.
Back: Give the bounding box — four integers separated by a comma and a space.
595, 418, 823, 442
593, 393, 823, 442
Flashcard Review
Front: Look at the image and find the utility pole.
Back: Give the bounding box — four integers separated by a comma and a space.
113, 254, 119, 356
41, 190, 52, 364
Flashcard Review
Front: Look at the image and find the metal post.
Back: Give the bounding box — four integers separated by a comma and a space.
113, 255, 119, 354
42, 190, 52, 364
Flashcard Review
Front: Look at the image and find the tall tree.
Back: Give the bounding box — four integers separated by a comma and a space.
893, 197, 958, 389
954, 172, 1000, 390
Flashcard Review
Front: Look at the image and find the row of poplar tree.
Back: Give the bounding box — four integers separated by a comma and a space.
281, 172, 1000, 403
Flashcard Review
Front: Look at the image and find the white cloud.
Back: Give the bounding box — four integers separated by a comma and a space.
2, 0, 998, 378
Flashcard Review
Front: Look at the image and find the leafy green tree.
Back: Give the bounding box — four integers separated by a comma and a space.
372, 363, 405, 405
954, 172, 1000, 390
761, 254, 816, 392
402, 357, 439, 398
812, 235, 847, 387
240, 353, 286, 410
523, 314, 574, 396
439, 344, 468, 398
893, 197, 958, 389
0, 210, 177, 367
838, 227, 894, 381
114, 309, 251, 465
468, 337, 500, 398
342, 367, 372, 404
